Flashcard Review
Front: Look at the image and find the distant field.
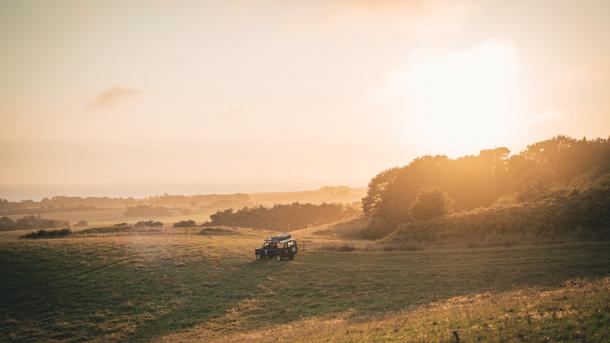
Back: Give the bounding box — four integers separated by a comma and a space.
0, 230, 609, 342
2, 210, 231, 229
4, 209, 220, 227
2, 186, 366, 228
4, 208, 126, 226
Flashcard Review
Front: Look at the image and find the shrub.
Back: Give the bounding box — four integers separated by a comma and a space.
78, 224, 134, 235
20, 228, 72, 239
135, 220, 163, 228
359, 218, 395, 240
409, 188, 452, 221
173, 219, 196, 228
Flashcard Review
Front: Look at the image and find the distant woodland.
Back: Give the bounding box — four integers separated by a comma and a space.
0, 194, 250, 216
0, 187, 364, 217
0, 215, 69, 231
204, 203, 360, 230
0, 187, 365, 231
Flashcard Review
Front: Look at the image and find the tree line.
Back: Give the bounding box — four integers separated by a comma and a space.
123, 205, 194, 217
0, 193, 250, 215
0, 215, 69, 231
204, 202, 360, 230
363, 135, 610, 225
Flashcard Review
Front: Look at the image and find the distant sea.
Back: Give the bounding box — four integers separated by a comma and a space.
0, 181, 334, 201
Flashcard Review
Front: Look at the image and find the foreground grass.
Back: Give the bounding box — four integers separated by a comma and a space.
211, 277, 610, 342
0, 233, 609, 342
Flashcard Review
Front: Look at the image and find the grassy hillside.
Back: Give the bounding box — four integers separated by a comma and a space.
363, 136, 610, 225
1, 230, 609, 342
382, 180, 610, 249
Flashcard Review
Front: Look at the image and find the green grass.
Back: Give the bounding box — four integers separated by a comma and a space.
233, 277, 610, 342
0, 234, 609, 342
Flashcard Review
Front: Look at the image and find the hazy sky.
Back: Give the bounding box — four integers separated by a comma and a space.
1, 0, 609, 197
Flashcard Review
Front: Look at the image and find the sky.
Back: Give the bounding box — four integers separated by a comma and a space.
1, 0, 610, 199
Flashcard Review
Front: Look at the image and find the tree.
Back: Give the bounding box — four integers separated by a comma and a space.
361, 167, 402, 216
204, 203, 360, 230
409, 188, 452, 221
135, 220, 163, 228
173, 219, 196, 228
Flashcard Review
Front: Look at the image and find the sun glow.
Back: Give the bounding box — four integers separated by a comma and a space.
399, 40, 519, 156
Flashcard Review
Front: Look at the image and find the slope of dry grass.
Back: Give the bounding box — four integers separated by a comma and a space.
196, 277, 610, 343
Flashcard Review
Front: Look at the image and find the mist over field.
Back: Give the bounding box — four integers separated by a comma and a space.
0, 182, 359, 202
1, 1, 610, 342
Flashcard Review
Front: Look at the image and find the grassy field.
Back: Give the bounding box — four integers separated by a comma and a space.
0, 229, 609, 342
213, 277, 610, 342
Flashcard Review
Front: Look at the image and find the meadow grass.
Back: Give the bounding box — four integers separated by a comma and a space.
209, 277, 610, 342
0, 232, 608, 342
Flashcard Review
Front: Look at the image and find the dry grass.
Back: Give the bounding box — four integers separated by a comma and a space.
196, 277, 610, 343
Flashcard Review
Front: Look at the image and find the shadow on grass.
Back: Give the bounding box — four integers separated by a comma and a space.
127, 259, 282, 342
127, 242, 610, 342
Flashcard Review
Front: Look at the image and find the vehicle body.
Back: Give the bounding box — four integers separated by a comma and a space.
255, 233, 298, 261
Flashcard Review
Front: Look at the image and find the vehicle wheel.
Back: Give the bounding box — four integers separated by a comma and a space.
256, 254, 261, 260
276, 255, 282, 262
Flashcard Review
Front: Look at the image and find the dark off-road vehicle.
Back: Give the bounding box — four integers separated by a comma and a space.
255, 233, 298, 262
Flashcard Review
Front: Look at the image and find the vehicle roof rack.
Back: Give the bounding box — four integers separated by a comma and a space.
265, 233, 292, 242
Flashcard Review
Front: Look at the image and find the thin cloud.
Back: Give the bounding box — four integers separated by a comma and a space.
87, 86, 140, 110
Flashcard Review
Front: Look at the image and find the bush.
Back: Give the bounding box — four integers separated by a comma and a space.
20, 228, 72, 239
173, 219, 196, 228
359, 218, 396, 240
135, 220, 163, 228
78, 224, 134, 235
409, 188, 452, 221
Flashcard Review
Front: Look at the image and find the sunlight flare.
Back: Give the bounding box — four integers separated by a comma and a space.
398, 40, 519, 155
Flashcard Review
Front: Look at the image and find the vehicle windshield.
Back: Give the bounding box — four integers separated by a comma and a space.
263, 241, 278, 248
